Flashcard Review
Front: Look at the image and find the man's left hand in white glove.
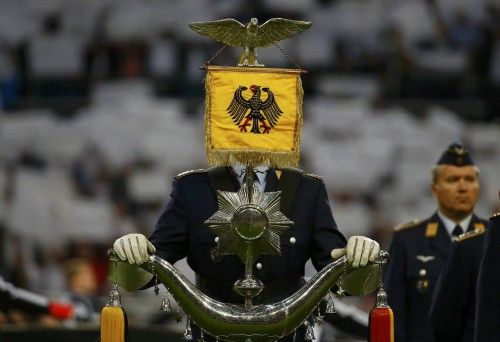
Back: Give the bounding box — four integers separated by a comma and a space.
330, 236, 380, 267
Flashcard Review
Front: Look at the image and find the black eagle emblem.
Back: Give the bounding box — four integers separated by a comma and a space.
227, 85, 283, 134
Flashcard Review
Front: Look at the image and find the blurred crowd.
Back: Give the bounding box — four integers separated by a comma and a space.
1, 0, 500, 118
0, 0, 499, 334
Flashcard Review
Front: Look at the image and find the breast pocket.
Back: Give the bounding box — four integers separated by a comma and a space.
406, 255, 443, 297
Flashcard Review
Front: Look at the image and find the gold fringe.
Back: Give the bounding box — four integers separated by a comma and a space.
207, 149, 300, 168
206, 65, 305, 75
204, 66, 304, 168
100, 306, 127, 342
204, 71, 213, 164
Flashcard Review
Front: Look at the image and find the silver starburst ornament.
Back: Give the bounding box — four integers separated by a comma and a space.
205, 183, 293, 266
205, 178, 293, 307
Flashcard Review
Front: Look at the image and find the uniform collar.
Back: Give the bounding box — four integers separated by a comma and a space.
427, 213, 452, 257
231, 163, 268, 185
437, 211, 472, 237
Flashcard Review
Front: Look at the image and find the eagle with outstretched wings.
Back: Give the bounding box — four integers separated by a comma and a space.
189, 17, 312, 66
227, 85, 283, 134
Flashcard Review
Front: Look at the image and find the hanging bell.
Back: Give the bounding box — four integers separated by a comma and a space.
183, 316, 193, 340
304, 321, 315, 341
325, 294, 336, 314
160, 293, 171, 312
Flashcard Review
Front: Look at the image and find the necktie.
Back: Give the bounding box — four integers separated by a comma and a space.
237, 169, 261, 183
252, 171, 259, 183
233, 167, 267, 192
452, 225, 463, 239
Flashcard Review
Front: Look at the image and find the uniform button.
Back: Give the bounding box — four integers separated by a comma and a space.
215, 236, 219, 243
289, 237, 296, 244
256, 263, 263, 270
419, 269, 427, 277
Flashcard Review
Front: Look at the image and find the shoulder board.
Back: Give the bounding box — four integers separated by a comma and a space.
175, 169, 206, 180
282, 166, 303, 173
395, 219, 422, 232
491, 212, 500, 219
277, 167, 304, 175
304, 173, 323, 181
457, 229, 485, 242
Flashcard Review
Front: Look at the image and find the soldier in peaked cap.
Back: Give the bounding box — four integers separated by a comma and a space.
384, 142, 488, 342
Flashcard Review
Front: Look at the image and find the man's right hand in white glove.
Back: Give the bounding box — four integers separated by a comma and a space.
113, 233, 156, 265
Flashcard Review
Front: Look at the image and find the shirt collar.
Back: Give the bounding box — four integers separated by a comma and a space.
437, 211, 473, 237
231, 162, 268, 185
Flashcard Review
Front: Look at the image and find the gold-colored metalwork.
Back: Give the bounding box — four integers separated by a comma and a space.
189, 18, 312, 66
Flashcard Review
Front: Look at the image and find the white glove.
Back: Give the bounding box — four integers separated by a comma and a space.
113, 233, 156, 265
330, 236, 380, 267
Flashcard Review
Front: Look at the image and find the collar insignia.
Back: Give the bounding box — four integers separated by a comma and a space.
474, 222, 485, 232
425, 222, 438, 238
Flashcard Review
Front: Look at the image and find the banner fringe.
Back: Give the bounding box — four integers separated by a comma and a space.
207, 149, 300, 168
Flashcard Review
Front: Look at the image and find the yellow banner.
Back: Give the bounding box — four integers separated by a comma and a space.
205, 66, 303, 167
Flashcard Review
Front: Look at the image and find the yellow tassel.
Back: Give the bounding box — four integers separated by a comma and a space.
100, 306, 127, 342
100, 283, 128, 342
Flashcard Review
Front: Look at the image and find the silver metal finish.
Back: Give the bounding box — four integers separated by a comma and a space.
304, 321, 315, 340
109, 251, 382, 342
337, 251, 389, 296
107, 172, 386, 341
161, 292, 172, 312
374, 286, 390, 308
205, 173, 294, 307
108, 283, 122, 307
184, 316, 193, 340
205, 182, 293, 266
324, 294, 335, 314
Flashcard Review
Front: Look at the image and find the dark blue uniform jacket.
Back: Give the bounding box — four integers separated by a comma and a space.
384, 213, 486, 342
475, 213, 500, 342
429, 226, 486, 342
149, 167, 347, 304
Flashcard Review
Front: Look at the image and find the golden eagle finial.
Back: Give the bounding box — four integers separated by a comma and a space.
188, 17, 312, 66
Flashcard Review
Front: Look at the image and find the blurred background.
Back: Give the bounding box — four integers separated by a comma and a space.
0, 0, 499, 341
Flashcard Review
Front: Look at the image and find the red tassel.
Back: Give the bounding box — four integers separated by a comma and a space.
369, 288, 394, 342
